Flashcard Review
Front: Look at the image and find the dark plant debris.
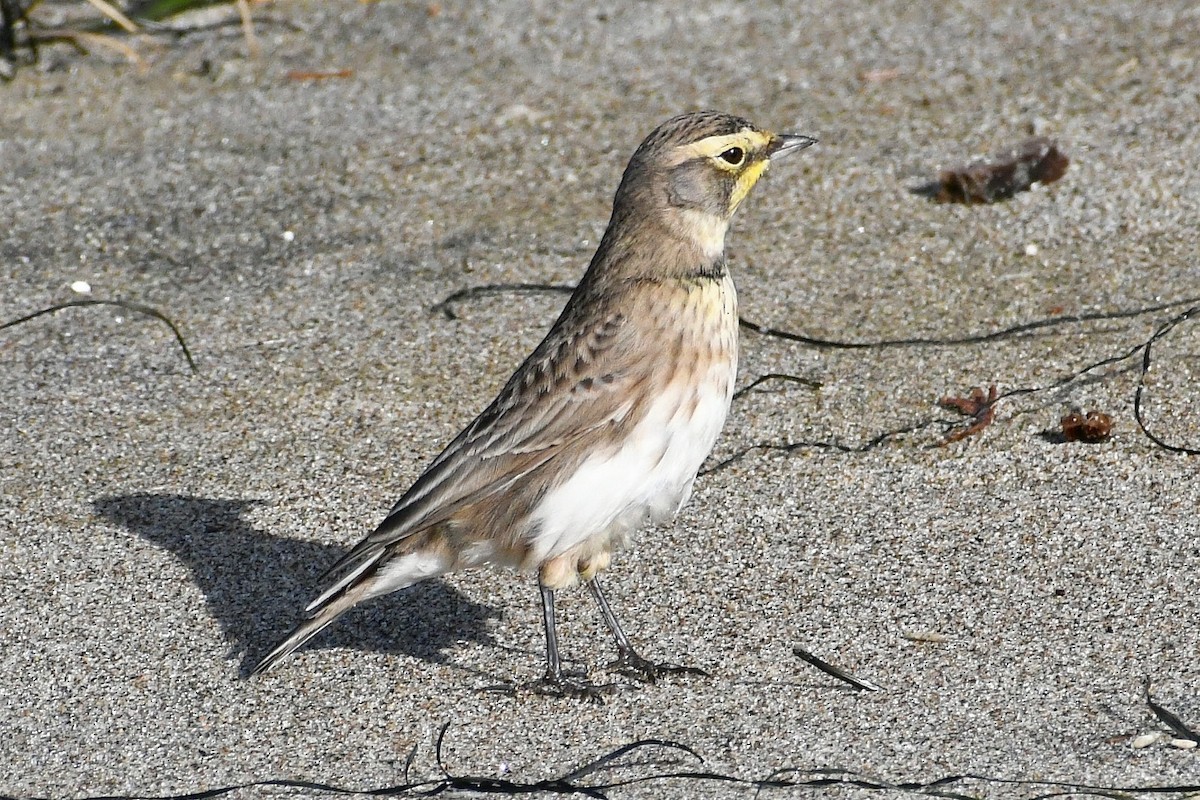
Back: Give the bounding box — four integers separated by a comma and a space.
794, 646, 884, 691
938, 384, 998, 444
0, 0, 33, 78
1146, 679, 1200, 744
0, 0, 290, 78
1134, 303, 1200, 455
0, 298, 197, 372
732, 371, 822, 400
913, 137, 1070, 204
437, 284, 1196, 352
434, 284, 1200, 466
433, 282, 574, 319
700, 416, 951, 476
21, 721, 1200, 800
737, 296, 1198, 350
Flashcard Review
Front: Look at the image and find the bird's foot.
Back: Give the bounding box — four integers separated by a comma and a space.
609, 648, 707, 684
527, 670, 619, 704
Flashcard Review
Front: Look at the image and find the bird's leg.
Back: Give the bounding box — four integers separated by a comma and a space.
539, 583, 568, 682
528, 583, 615, 702
586, 576, 707, 683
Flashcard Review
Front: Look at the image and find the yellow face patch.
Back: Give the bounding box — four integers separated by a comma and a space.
729, 158, 769, 212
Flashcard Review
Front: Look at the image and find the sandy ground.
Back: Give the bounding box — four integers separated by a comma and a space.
2, 1, 1199, 798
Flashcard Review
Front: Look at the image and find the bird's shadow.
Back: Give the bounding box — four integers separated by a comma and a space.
93, 493, 501, 677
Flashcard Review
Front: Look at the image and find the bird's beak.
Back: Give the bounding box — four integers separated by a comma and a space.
769, 134, 817, 159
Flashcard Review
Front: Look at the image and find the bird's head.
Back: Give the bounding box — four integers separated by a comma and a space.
611, 111, 816, 264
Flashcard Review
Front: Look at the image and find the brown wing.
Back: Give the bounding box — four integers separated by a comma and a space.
320, 288, 648, 581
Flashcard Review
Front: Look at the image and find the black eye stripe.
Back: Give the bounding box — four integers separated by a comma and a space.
718, 147, 745, 165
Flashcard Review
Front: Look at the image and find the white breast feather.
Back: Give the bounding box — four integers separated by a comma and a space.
528, 353, 736, 564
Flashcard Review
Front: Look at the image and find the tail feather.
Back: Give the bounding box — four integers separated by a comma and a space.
305, 544, 386, 614
251, 547, 452, 675
250, 587, 365, 675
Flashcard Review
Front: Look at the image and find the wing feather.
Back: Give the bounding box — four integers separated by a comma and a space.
320, 290, 642, 579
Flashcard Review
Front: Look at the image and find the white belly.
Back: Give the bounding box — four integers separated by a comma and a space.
527, 354, 736, 565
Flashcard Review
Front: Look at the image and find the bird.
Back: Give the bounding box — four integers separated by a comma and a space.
252, 111, 816, 699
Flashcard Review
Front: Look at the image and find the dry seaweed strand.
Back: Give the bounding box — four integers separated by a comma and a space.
1145, 678, 1200, 744
435, 283, 1198, 352
0, 298, 196, 372
433, 282, 574, 319
700, 416, 951, 476
732, 371, 822, 399
738, 296, 1200, 350
21, 721, 1200, 800
434, 284, 1200, 466
794, 646, 884, 691
1134, 304, 1200, 455
736, 302, 1198, 456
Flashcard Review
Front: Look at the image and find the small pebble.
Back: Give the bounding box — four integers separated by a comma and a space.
1132, 732, 1163, 749
1024, 243, 1039, 256
282, 230, 295, 242
1169, 738, 1198, 750
70, 281, 92, 294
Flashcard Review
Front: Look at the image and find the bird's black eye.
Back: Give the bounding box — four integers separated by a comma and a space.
718, 147, 745, 166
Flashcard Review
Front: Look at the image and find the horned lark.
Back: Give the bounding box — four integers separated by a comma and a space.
253, 111, 815, 698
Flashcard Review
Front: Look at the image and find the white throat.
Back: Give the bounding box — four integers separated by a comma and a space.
678, 209, 729, 263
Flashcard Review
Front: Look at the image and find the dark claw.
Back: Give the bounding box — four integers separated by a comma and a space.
610, 648, 708, 684
528, 672, 619, 704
